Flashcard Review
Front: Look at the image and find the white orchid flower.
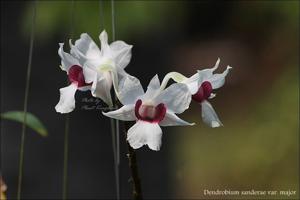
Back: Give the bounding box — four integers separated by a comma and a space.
55, 43, 92, 114
160, 58, 232, 128
103, 75, 194, 151
69, 30, 132, 106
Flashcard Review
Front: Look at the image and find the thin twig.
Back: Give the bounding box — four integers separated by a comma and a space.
17, 1, 36, 199
124, 122, 143, 200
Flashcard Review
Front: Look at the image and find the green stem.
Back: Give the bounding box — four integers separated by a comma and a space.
62, 2, 75, 199
17, 1, 36, 199
110, 1, 120, 199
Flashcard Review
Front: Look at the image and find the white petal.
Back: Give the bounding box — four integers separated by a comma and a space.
55, 83, 78, 113
201, 100, 223, 128
69, 44, 88, 66
154, 83, 191, 114
118, 75, 144, 105
110, 41, 133, 69
207, 66, 232, 89
127, 120, 162, 151
159, 111, 195, 126
72, 33, 101, 60
103, 104, 135, 121
58, 43, 80, 72
142, 75, 161, 100
91, 72, 113, 106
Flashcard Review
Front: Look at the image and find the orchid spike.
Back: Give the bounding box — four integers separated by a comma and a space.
69, 30, 133, 106
55, 43, 92, 114
103, 75, 194, 151
161, 58, 232, 128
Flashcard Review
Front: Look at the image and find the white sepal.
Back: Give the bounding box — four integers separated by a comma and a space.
208, 65, 232, 89
118, 75, 144, 105
58, 43, 80, 72
201, 100, 223, 128
142, 75, 161, 100
103, 104, 135, 121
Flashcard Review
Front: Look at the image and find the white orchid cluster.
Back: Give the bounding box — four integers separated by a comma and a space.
55, 30, 232, 151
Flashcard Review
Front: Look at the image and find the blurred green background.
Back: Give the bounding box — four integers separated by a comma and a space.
1, 0, 299, 199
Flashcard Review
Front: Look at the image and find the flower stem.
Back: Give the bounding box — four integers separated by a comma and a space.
110, 2, 120, 199
124, 122, 143, 200
62, 2, 75, 199
17, 1, 36, 199
98, 0, 104, 31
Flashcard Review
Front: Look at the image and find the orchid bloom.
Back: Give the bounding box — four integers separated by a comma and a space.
161, 58, 232, 128
70, 30, 132, 106
103, 75, 194, 151
55, 43, 91, 113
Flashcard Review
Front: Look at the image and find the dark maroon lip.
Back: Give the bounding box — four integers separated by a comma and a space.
68, 65, 92, 88
192, 81, 213, 103
134, 99, 166, 123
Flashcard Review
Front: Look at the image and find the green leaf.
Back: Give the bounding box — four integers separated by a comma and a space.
1, 111, 48, 137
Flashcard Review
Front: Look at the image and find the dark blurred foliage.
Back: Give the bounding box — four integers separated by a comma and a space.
1, 1, 299, 199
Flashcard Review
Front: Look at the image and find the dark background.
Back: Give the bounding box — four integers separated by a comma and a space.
1, 1, 299, 199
